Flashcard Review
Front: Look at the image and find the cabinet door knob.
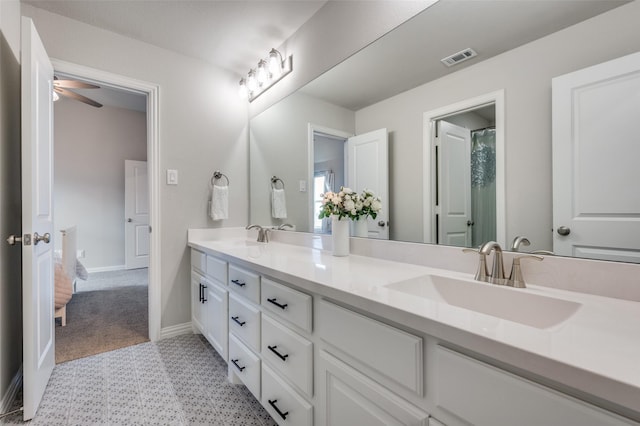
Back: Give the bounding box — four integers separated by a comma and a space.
267, 298, 288, 310
268, 399, 289, 420
231, 359, 246, 372
267, 345, 289, 361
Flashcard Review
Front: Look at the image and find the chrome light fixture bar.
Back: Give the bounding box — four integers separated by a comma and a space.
238, 48, 292, 102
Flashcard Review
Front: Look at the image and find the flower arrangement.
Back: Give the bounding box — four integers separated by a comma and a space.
318, 187, 382, 221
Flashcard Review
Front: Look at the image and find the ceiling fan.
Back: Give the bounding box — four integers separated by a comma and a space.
53, 76, 103, 108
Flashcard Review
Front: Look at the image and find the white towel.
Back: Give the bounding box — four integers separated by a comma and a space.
271, 188, 287, 219
210, 185, 229, 220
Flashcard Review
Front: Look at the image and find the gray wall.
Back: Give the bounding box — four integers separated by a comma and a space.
0, 0, 22, 411
54, 99, 147, 271
355, 0, 640, 250
22, 5, 248, 330
250, 91, 354, 230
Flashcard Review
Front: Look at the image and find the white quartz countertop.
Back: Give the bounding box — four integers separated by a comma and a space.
188, 229, 640, 416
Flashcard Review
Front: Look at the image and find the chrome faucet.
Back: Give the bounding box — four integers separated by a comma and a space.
510, 236, 530, 252
246, 224, 270, 243
479, 241, 506, 285
508, 254, 543, 288
277, 223, 293, 230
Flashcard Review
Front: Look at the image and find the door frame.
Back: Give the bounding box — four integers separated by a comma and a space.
422, 90, 505, 247
51, 59, 161, 341
307, 123, 353, 233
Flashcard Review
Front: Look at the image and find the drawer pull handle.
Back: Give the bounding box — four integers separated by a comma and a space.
231, 279, 246, 287
231, 359, 246, 372
201, 284, 207, 303
231, 316, 246, 326
268, 399, 289, 420
268, 345, 289, 361
267, 298, 288, 310
199, 283, 203, 302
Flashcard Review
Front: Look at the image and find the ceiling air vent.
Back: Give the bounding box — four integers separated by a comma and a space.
441, 48, 477, 67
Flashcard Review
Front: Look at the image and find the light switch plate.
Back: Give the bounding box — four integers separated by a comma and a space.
167, 169, 178, 185
299, 180, 307, 192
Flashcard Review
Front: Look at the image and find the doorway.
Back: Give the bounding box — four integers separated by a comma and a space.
423, 90, 505, 247
51, 60, 161, 360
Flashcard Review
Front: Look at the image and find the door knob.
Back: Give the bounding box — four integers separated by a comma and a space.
6, 235, 22, 246
557, 226, 571, 236
127, 218, 133, 222
467, 220, 475, 226
33, 232, 51, 245
377, 220, 386, 227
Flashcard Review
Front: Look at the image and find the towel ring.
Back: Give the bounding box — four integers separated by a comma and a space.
211, 171, 230, 186
271, 176, 285, 190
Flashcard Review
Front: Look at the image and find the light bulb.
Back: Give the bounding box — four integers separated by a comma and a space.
268, 49, 283, 76
246, 70, 258, 92
257, 60, 269, 85
238, 79, 248, 99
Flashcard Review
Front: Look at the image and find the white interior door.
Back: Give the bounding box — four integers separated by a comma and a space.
437, 121, 472, 247
347, 128, 389, 239
552, 52, 640, 262
21, 17, 55, 420
125, 160, 149, 269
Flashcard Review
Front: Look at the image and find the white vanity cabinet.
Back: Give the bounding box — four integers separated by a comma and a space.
190, 249, 228, 360
189, 242, 639, 426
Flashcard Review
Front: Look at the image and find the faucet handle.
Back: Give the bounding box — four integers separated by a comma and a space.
508, 255, 543, 288
462, 248, 488, 282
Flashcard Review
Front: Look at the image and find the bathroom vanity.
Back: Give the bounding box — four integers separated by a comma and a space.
188, 228, 640, 426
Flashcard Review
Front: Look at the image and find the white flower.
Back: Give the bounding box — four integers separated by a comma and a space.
342, 187, 354, 194
343, 199, 355, 211
371, 200, 382, 211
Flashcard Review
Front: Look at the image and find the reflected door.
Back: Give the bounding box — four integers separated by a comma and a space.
552, 52, 640, 262
347, 128, 389, 239
437, 121, 472, 247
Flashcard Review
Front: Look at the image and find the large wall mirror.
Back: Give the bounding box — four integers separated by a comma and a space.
250, 0, 640, 262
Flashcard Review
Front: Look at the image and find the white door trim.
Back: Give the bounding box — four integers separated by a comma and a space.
307, 123, 353, 233
51, 59, 162, 342
422, 90, 505, 247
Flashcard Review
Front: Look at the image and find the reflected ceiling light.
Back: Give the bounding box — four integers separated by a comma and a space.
238, 79, 248, 99
52, 90, 60, 102
239, 48, 292, 102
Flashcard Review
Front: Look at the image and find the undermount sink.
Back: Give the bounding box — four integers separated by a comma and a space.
385, 275, 581, 329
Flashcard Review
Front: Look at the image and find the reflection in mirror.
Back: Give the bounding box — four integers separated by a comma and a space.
249, 0, 640, 262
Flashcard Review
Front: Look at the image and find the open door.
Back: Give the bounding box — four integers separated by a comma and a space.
347, 128, 389, 239
21, 17, 55, 420
124, 160, 149, 269
437, 121, 472, 247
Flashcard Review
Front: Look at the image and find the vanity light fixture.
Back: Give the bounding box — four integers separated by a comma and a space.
239, 48, 292, 102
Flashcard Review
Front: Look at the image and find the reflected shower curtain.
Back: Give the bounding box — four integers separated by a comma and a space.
470, 128, 496, 247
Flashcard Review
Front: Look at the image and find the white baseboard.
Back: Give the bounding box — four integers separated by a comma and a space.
1, 365, 22, 414
86, 265, 126, 274
160, 322, 193, 340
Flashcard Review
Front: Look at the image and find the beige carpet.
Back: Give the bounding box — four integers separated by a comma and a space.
55, 285, 149, 363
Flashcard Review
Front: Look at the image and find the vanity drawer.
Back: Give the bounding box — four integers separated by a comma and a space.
229, 293, 261, 352
191, 249, 206, 274
228, 264, 260, 304
206, 255, 227, 284
262, 363, 313, 426
229, 333, 260, 400
436, 346, 632, 426
261, 314, 313, 397
317, 299, 423, 396
261, 278, 312, 333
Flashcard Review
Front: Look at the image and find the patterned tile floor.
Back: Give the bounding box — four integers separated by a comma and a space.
1, 334, 276, 425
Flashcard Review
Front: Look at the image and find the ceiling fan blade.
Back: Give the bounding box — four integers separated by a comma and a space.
56, 88, 103, 108
53, 79, 100, 89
